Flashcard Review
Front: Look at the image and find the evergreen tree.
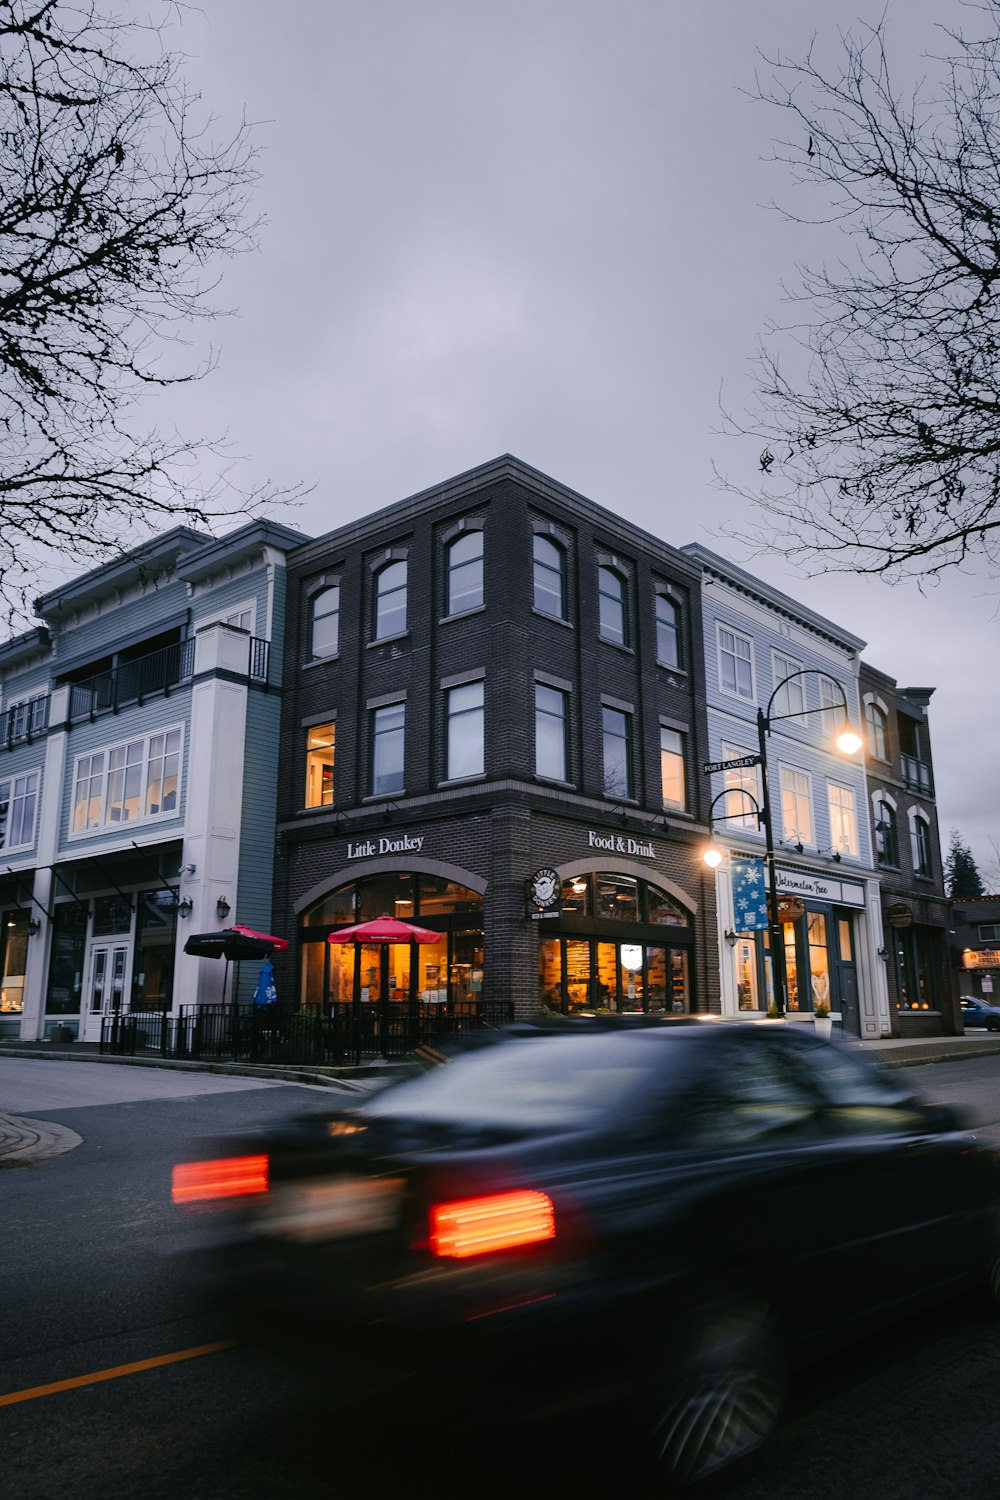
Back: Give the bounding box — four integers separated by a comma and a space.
945, 830, 985, 899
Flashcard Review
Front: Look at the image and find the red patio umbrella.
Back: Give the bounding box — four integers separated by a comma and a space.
327, 914, 440, 945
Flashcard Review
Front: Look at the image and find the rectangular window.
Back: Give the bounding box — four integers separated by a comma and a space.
911, 815, 932, 877
602, 707, 633, 798
0, 770, 39, 851
718, 626, 754, 699
980, 924, 1000, 942
371, 703, 405, 795
70, 729, 182, 835
818, 675, 842, 737
305, 723, 335, 807
771, 651, 804, 718
535, 684, 568, 781
446, 682, 485, 781
722, 743, 761, 830
660, 727, 686, 810
779, 765, 813, 845
828, 783, 859, 857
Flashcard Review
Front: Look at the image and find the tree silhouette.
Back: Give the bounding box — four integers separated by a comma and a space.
945, 829, 985, 898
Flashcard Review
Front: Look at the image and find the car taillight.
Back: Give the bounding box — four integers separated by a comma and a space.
429, 1190, 556, 1258
171, 1154, 269, 1204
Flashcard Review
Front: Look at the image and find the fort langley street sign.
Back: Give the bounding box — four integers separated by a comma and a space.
702, 753, 761, 776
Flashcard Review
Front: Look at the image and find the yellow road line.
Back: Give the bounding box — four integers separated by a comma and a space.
0, 1339, 235, 1408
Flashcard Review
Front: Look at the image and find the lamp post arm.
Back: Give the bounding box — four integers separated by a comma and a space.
762, 670, 850, 730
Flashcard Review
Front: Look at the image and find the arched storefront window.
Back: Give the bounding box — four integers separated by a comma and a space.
300, 872, 483, 1015
537, 871, 694, 1015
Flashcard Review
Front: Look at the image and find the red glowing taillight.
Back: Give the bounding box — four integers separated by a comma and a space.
171, 1154, 269, 1204
429, 1190, 556, 1258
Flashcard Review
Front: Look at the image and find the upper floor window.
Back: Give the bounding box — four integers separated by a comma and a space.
874, 796, 899, 867
71, 728, 181, 834
446, 532, 484, 617
771, 651, 804, 718
718, 625, 754, 700
818, 676, 843, 737
310, 586, 340, 658
865, 700, 889, 760
373, 560, 407, 641
1, 695, 48, 743
655, 593, 681, 668
304, 723, 335, 808
779, 765, 813, 845
660, 727, 686, 810
828, 783, 859, 857
597, 567, 627, 646
371, 703, 405, 796
535, 684, 568, 782
980, 924, 1000, 942
910, 810, 932, 877
723, 742, 761, 830
602, 707, 633, 798
446, 682, 485, 781
533, 536, 567, 619
0, 769, 39, 851
224, 604, 255, 633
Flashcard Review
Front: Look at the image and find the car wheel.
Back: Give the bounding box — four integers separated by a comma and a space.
647, 1297, 784, 1492
988, 1021, 1000, 1032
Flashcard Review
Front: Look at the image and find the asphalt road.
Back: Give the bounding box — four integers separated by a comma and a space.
1, 1056, 999, 1500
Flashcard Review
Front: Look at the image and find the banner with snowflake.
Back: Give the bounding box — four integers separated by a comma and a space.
731, 858, 769, 932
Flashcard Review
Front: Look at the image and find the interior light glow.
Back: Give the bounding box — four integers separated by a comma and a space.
429, 1190, 556, 1258
171, 1154, 269, 1204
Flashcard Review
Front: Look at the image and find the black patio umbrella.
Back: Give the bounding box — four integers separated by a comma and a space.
184, 926, 289, 1006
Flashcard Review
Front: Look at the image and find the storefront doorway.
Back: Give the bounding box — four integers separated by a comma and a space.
732, 903, 861, 1035
82, 941, 130, 1041
536, 871, 694, 1014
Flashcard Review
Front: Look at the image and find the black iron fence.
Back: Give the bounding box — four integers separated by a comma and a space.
68, 635, 270, 721
100, 1000, 515, 1065
1, 693, 49, 747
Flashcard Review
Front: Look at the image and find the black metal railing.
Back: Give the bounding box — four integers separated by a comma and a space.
67, 634, 269, 721
0, 693, 49, 748
69, 639, 196, 720
901, 753, 933, 796
100, 999, 514, 1064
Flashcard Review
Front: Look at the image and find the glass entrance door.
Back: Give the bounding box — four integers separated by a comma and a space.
83, 942, 129, 1042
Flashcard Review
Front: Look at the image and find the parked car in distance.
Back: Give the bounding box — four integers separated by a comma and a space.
961, 996, 1000, 1030
172, 1018, 1000, 1492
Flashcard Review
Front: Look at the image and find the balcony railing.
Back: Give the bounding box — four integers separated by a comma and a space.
901, 753, 933, 796
0, 693, 49, 748
67, 635, 270, 722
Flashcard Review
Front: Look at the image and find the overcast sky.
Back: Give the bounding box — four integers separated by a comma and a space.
140, 0, 998, 879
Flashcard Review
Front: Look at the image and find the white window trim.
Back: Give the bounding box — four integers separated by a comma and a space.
827, 781, 860, 858
722, 741, 763, 833
863, 692, 891, 761
907, 806, 933, 875
68, 724, 185, 840
0, 766, 41, 852
716, 621, 756, 702
771, 649, 804, 717
659, 725, 686, 810
778, 762, 814, 846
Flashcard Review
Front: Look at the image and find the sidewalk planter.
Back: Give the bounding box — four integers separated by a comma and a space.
813, 1012, 833, 1042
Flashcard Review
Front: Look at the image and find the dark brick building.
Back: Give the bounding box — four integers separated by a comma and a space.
270, 456, 717, 1023
950, 894, 1000, 1007
859, 663, 959, 1036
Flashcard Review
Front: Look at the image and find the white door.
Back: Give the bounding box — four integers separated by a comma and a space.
82, 943, 130, 1042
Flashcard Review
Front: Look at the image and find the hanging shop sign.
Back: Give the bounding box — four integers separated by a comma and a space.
964, 949, 1000, 970
776, 867, 866, 908
527, 868, 560, 910
347, 834, 425, 860
886, 902, 913, 929
586, 830, 655, 859
731, 858, 769, 932
777, 895, 806, 924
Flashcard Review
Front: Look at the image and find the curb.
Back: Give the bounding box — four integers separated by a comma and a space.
0, 1113, 82, 1169
0, 1046, 407, 1090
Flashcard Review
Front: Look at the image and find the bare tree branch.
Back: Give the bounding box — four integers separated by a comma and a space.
719, 3, 1000, 582
0, 1, 305, 622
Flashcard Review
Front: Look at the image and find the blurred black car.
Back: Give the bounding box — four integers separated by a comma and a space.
961, 996, 1000, 1030
173, 1019, 1000, 1491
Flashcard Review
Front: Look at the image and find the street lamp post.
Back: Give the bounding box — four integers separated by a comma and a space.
704, 672, 861, 1018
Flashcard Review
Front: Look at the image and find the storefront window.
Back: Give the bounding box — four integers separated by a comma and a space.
783, 922, 800, 1011
807, 911, 831, 1012
45, 903, 88, 1015
646, 886, 688, 927
449, 931, 483, 1008
418, 935, 448, 1003
131, 890, 177, 1011
539, 937, 562, 1011
357, 872, 415, 921
538, 936, 691, 1015
417, 876, 480, 915
734, 936, 760, 1011
560, 875, 591, 916
1, 909, 28, 1014
596, 874, 639, 923
895, 927, 937, 1011
645, 947, 668, 1012
92, 894, 132, 936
